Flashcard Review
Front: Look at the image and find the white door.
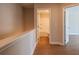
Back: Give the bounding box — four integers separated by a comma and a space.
37, 11, 40, 39
65, 8, 70, 44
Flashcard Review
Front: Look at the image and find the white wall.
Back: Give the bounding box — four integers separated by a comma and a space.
0, 30, 36, 55
67, 6, 79, 35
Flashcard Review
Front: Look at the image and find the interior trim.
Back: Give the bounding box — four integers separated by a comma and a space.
50, 42, 64, 46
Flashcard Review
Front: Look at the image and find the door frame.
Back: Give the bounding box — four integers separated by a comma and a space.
64, 7, 70, 45
36, 8, 51, 43
63, 4, 79, 45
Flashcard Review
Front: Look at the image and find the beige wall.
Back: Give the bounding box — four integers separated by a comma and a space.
1, 3, 79, 55
0, 3, 23, 39
23, 8, 34, 32
34, 3, 79, 45
0, 4, 36, 55
34, 3, 64, 45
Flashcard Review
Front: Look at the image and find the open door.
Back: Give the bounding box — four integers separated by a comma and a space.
37, 10, 40, 39
36, 9, 51, 42
64, 8, 70, 44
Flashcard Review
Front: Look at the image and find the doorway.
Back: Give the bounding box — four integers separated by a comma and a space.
37, 9, 51, 43
64, 5, 79, 45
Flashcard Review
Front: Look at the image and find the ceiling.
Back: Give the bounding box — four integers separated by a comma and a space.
20, 3, 79, 8
20, 3, 34, 8
20, 3, 61, 8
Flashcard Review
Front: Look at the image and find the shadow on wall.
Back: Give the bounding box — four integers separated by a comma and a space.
0, 3, 34, 39
23, 8, 34, 32
0, 3, 23, 39
0, 3, 35, 55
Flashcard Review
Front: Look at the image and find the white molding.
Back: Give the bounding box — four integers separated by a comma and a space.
0, 30, 37, 55
63, 4, 79, 45
32, 39, 38, 55
0, 42, 15, 53
50, 42, 64, 46
69, 33, 79, 35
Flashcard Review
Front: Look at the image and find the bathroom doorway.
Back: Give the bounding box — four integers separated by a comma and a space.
37, 8, 51, 42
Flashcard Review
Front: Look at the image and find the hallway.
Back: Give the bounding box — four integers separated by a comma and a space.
34, 35, 79, 55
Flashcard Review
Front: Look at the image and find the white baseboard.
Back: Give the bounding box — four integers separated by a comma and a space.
49, 42, 64, 46
32, 40, 64, 54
